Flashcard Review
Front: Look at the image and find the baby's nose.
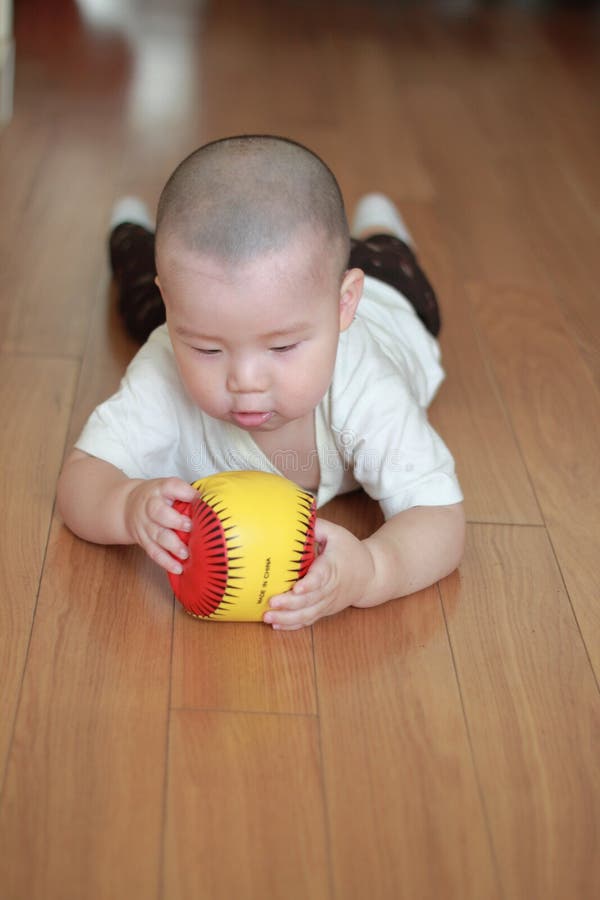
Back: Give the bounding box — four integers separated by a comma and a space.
226, 356, 268, 393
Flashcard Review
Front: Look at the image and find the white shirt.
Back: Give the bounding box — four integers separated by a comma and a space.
75, 276, 463, 518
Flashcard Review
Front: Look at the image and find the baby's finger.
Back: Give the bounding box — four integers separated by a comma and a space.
149, 499, 193, 535
161, 477, 198, 504
144, 538, 187, 575
152, 523, 190, 560
268, 589, 309, 612
264, 601, 325, 629
291, 558, 329, 596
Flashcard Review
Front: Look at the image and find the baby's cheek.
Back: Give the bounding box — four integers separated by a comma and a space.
290, 359, 332, 405
183, 369, 226, 415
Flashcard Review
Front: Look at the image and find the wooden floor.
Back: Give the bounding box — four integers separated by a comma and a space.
1, 1, 599, 898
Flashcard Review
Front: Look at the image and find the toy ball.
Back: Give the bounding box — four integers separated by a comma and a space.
168, 470, 317, 621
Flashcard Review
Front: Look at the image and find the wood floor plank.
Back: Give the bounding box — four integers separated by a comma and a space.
495, 145, 600, 389
469, 282, 600, 678
164, 709, 330, 900
0, 110, 53, 240
406, 202, 543, 526
499, 13, 600, 199
439, 9, 599, 155
172, 613, 317, 714
440, 525, 600, 900
448, 20, 600, 385
314, 586, 500, 900
542, 13, 600, 145
400, 19, 600, 387
402, 82, 555, 294
2, 121, 118, 358
0, 354, 77, 780
0, 111, 54, 347
331, 36, 436, 205
0, 523, 173, 900
199, 0, 323, 141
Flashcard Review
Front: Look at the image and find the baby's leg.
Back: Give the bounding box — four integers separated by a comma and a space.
349, 193, 440, 337
108, 198, 165, 344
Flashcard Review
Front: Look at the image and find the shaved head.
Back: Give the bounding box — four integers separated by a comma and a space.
155, 135, 350, 279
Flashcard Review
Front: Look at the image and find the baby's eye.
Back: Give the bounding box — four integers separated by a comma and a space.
271, 343, 298, 353
194, 347, 221, 355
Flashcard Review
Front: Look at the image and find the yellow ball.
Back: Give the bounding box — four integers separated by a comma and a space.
169, 470, 317, 621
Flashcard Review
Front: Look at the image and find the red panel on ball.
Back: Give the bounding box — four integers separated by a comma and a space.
168, 497, 231, 618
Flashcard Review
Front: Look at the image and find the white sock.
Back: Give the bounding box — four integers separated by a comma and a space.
110, 196, 154, 231
351, 193, 414, 247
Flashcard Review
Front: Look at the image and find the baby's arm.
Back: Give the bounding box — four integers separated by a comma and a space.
56, 449, 198, 575
264, 502, 465, 630
360, 502, 465, 603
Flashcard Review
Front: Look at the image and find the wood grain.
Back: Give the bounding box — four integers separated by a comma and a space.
401, 82, 555, 294
469, 282, 600, 678
440, 524, 600, 900
2, 123, 118, 357
164, 709, 330, 900
0, 355, 77, 776
172, 612, 317, 714
407, 202, 543, 526
313, 588, 500, 900
0, 525, 173, 900
495, 144, 600, 389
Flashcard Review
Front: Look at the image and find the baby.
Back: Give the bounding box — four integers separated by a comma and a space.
57, 135, 465, 630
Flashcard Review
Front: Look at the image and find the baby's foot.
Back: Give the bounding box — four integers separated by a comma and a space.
351, 193, 414, 246
110, 196, 154, 232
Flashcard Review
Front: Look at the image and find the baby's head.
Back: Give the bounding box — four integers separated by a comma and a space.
156, 134, 350, 280
154, 135, 364, 435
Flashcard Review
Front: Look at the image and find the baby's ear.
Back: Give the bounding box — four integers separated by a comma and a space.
339, 268, 364, 331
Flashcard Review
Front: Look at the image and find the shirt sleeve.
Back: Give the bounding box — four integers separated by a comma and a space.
74, 335, 186, 480
331, 324, 463, 518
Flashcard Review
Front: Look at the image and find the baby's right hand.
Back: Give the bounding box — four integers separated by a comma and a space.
124, 477, 199, 574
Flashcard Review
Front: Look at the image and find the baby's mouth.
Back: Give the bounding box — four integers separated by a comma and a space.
231, 411, 274, 428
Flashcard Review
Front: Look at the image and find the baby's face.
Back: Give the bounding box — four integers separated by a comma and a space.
158, 232, 359, 437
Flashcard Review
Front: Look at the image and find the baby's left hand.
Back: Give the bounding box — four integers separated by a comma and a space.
263, 518, 375, 630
